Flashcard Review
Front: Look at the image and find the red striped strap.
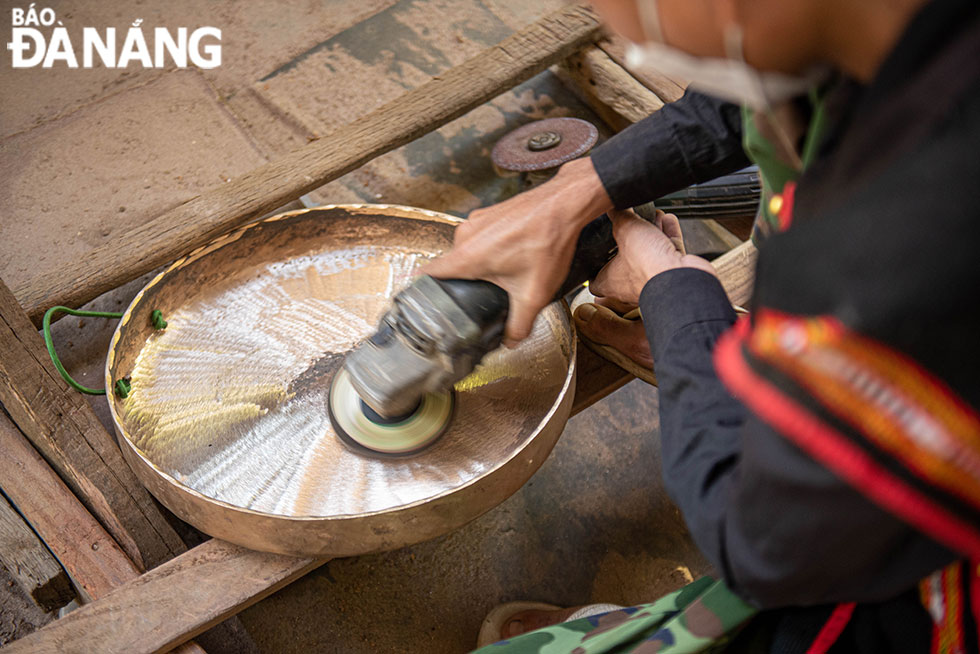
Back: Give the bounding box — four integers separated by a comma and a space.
805, 602, 856, 654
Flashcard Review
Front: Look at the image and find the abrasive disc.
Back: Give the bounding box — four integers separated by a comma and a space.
328, 368, 454, 457
491, 117, 599, 173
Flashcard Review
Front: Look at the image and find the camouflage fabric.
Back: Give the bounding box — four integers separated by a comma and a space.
472, 577, 757, 654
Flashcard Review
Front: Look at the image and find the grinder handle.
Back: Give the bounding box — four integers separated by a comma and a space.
434, 278, 510, 326
432, 213, 617, 345
557, 213, 616, 298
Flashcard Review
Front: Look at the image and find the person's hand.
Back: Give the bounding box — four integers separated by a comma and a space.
422, 158, 613, 347
589, 209, 715, 305
574, 209, 715, 370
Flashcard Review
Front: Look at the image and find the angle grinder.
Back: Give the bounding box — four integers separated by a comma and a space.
328, 214, 618, 458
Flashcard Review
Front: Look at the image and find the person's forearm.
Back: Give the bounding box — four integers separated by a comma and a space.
591, 89, 750, 210
639, 268, 743, 567
547, 157, 615, 231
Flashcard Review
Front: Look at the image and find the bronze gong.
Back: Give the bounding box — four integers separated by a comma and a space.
105, 205, 576, 557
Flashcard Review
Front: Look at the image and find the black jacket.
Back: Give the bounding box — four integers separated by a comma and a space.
588, 0, 979, 650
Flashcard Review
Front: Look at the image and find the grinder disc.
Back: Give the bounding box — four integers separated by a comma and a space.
328, 368, 454, 457
491, 117, 599, 173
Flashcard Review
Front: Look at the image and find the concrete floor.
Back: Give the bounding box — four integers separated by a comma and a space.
0, 1, 711, 651
238, 381, 710, 653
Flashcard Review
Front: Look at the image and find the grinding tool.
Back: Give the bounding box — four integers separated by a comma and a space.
332, 212, 619, 457
329, 127, 757, 457
326, 120, 603, 457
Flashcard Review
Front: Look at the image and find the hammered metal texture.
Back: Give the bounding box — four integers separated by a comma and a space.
105, 205, 575, 556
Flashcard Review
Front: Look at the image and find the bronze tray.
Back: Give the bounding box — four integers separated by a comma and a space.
106, 205, 576, 557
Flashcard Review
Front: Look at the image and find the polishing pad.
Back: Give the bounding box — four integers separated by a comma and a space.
328, 368, 454, 457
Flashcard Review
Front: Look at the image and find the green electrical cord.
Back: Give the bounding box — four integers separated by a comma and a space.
42, 306, 167, 398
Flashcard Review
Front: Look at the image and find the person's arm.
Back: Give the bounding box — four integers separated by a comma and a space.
423, 89, 749, 346
590, 89, 750, 210
640, 268, 957, 607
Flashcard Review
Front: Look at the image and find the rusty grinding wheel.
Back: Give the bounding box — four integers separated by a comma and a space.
491, 117, 599, 177
105, 205, 576, 558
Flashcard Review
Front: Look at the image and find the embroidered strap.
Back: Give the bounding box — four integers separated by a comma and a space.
715, 312, 980, 560
920, 561, 968, 654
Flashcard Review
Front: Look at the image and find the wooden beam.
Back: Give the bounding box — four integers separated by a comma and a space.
15, 4, 603, 327
571, 340, 634, 414
0, 278, 185, 570
0, 410, 142, 600
597, 36, 687, 103
0, 491, 74, 613
0, 411, 208, 653
3, 537, 323, 654
712, 240, 758, 308
699, 219, 745, 252
556, 45, 664, 131
713, 215, 755, 242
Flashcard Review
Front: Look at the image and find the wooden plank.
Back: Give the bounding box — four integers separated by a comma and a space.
0, 411, 208, 654
699, 219, 745, 252
571, 340, 633, 414
0, 278, 185, 570
15, 4, 603, 327
712, 240, 758, 308
556, 45, 664, 131
0, 558, 56, 647
0, 410, 142, 600
713, 215, 755, 242
0, 492, 74, 613
3, 538, 323, 654
597, 36, 687, 103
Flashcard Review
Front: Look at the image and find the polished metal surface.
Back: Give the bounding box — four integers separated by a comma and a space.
106, 205, 576, 557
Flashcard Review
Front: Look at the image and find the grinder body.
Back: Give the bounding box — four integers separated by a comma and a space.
344, 214, 616, 420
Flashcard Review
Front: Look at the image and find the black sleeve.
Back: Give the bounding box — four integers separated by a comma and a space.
590, 89, 750, 210
639, 268, 956, 608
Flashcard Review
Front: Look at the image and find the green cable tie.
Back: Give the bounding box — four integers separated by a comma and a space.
42, 306, 167, 397
150, 309, 168, 330
114, 377, 132, 398
43, 306, 123, 395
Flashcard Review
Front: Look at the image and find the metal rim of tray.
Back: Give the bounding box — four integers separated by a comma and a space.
105, 204, 576, 557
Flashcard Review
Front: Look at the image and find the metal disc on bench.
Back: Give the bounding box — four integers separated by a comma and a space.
105, 205, 576, 557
